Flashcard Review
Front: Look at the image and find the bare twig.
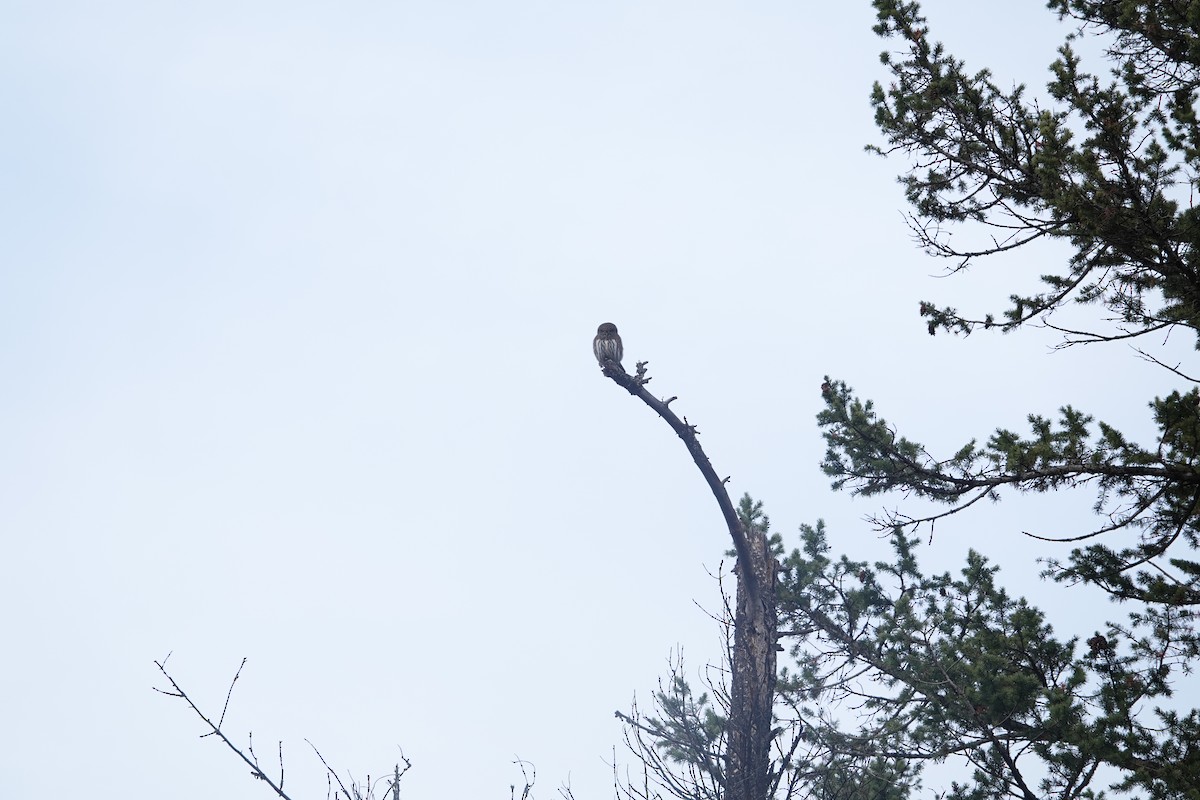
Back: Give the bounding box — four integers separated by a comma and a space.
1133, 346, 1200, 383
153, 658, 295, 800
219, 657, 247, 729
157, 658, 411, 800
307, 740, 356, 800
512, 758, 536, 800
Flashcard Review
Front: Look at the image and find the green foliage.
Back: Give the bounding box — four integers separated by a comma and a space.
779, 523, 1199, 800
649, 676, 726, 768
819, 2, 1200, 797
869, 0, 1200, 340
819, 377, 1200, 604
825, 0, 1200, 606
729, 493, 787, 561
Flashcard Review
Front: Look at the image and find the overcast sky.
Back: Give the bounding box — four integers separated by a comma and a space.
3, 1, 1193, 798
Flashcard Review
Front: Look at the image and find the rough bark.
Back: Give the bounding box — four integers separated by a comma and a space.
725, 527, 778, 800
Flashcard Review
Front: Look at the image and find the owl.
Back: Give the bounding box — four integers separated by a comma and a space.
593, 322, 623, 368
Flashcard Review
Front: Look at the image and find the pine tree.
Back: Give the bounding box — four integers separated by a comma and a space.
801, 2, 1200, 798
621, 4, 1200, 799
831, 0, 1200, 606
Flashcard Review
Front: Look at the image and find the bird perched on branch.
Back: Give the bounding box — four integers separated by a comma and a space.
593, 322, 623, 369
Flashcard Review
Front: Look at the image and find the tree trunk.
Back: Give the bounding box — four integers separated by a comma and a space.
599, 360, 779, 800
725, 526, 778, 800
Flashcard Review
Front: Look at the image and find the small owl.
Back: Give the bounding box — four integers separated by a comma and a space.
593, 322, 623, 368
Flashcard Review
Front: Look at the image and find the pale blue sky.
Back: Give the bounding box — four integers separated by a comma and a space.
1, 1, 1188, 798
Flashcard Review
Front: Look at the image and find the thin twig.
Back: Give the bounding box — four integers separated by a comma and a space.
152, 658, 295, 800
219, 657, 247, 729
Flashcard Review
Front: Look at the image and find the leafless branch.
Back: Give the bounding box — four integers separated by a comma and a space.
157, 657, 412, 800
1133, 346, 1200, 383
153, 657, 295, 800
599, 359, 759, 604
